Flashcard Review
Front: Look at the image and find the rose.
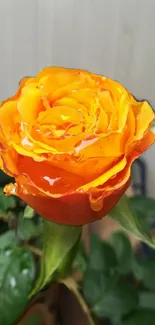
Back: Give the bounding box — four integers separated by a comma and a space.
0, 67, 154, 225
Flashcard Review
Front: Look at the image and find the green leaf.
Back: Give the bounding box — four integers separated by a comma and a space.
0, 246, 35, 325
56, 233, 81, 278
83, 269, 111, 307
17, 213, 43, 240
110, 231, 134, 274
129, 196, 155, 232
128, 196, 151, 233
88, 233, 117, 272
73, 241, 88, 274
132, 257, 155, 290
31, 220, 81, 296
0, 231, 19, 288
92, 278, 138, 319
139, 292, 155, 310
129, 196, 155, 219
121, 309, 155, 325
0, 230, 18, 249
23, 205, 35, 219
0, 188, 16, 214
109, 195, 155, 249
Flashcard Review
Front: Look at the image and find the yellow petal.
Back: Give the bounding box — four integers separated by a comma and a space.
78, 156, 126, 190
17, 86, 42, 123
133, 101, 154, 139
10, 142, 45, 162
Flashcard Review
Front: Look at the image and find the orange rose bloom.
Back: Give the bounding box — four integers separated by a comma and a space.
0, 67, 154, 225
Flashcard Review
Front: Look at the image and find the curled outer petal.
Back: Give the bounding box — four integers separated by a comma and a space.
4, 179, 130, 226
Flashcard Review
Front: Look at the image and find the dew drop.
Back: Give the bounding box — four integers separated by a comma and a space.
22, 269, 29, 276
74, 137, 98, 155
10, 277, 16, 288
5, 249, 12, 257
43, 176, 61, 186
20, 121, 28, 131
90, 195, 104, 212
21, 136, 33, 148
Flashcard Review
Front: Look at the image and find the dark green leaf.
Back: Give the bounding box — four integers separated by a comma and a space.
92, 278, 138, 319
109, 195, 155, 248
17, 213, 43, 240
73, 241, 88, 274
0, 188, 16, 214
131, 257, 145, 280
83, 269, 111, 307
0, 246, 35, 325
121, 309, 155, 325
23, 205, 35, 219
132, 257, 155, 289
139, 292, 155, 309
57, 233, 81, 278
31, 220, 81, 295
129, 195, 155, 220
0, 231, 19, 288
89, 233, 117, 272
110, 231, 133, 274
0, 230, 18, 249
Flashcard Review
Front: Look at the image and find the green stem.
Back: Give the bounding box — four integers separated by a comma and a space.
61, 277, 95, 325
26, 244, 42, 257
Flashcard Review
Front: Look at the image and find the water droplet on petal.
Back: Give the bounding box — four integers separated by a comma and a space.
74, 137, 97, 155
21, 136, 33, 149
90, 195, 104, 212
20, 121, 28, 131
43, 176, 61, 186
